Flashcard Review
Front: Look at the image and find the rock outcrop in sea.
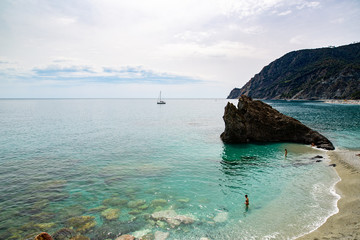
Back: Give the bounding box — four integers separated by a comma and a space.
220, 95, 335, 150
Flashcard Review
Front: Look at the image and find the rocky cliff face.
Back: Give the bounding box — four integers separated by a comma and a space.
220, 95, 335, 150
228, 43, 360, 99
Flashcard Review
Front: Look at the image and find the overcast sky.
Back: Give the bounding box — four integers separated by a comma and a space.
1, 0, 359, 98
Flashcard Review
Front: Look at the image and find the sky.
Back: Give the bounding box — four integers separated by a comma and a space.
0, 0, 359, 98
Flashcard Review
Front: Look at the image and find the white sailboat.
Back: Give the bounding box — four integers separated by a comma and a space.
157, 91, 166, 104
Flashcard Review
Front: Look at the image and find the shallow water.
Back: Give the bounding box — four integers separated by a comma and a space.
0, 99, 357, 240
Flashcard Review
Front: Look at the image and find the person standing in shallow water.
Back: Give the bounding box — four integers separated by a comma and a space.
285, 149, 288, 157
244, 194, 250, 215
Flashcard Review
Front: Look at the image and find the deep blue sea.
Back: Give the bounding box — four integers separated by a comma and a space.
0, 99, 359, 240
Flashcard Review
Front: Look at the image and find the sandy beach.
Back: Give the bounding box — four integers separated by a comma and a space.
298, 150, 360, 240
322, 99, 360, 105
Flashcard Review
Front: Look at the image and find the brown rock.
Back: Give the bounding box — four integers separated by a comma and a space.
34, 232, 53, 240
220, 95, 335, 150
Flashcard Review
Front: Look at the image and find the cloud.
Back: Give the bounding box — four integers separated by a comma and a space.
0, 57, 12, 65
174, 31, 215, 43
52, 57, 80, 63
226, 24, 264, 34
296, 1, 320, 9
53, 16, 77, 25
28, 64, 203, 85
33, 65, 94, 76
290, 35, 307, 45
159, 41, 265, 59
219, 0, 284, 18
278, 10, 292, 16
330, 18, 344, 24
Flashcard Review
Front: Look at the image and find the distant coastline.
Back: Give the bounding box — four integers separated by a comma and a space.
230, 97, 360, 105
321, 99, 360, 105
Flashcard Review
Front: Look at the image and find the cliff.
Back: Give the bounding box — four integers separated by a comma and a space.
220, 95, 335, 150
228, 43, 360, 100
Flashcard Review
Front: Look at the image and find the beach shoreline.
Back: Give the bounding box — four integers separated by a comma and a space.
321, 99, 360, 105
297, 149, 360, 240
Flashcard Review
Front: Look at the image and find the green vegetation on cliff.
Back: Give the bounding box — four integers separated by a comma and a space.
228, 42, 360, 99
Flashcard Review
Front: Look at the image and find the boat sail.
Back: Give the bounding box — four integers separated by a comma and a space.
157, 91, 166, 104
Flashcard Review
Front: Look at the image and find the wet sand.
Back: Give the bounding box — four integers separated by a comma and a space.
298, 150, 360, 240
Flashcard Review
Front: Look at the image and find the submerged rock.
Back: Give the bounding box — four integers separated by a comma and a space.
101, 208, 120, 220
102, 197, 128, 207
128, 199, 146, 208
142, 233, 155, 240
151, 199, 167, 207
115, 234, 135, 240
24, 232, 42, 240
66, 216, 96, 233
151, 210, 194, 228
69, 236, 90, 240
138, 204, 149, 210
213, 212, 228, 223
59, 205, 87, 220
52, 228, 76, 240
151, 210, 177, 220
31, 211, 57, 222
20, 221, 45, 233
220, 95, 335, 150
155, 220, 167, 228
92, 222, 121, 240
176, 198, 190, 203
34, 222, 55, 231
132, 229, 152, 239
88, 205, 107, 213
154, 231, 169, 240
166, 215, 194, 228
128, 209, 142, 215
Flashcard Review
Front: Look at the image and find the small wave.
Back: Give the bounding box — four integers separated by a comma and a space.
295, 168, 341, 239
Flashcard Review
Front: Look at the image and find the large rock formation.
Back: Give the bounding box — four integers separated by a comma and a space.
220, 95, 335, 150
228, 42, 360, 100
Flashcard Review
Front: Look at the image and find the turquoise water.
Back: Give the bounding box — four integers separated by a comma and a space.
0, 99, 358, 240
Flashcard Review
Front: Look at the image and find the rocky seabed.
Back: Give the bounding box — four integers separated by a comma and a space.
2, 178, 229, 240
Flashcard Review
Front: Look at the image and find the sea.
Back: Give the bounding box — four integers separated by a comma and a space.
0, 99, 359, 240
